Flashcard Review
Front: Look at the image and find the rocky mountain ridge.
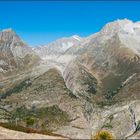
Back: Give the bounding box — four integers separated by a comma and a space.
34, 35, 82, 60
0, 19, 140, 139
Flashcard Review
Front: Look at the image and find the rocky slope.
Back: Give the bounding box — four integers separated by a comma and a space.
0, 68, 88, 138
63, 19, 140, 103
86, 100, 140, 139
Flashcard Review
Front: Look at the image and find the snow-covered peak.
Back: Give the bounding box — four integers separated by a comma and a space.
103, 19, 133, 28
116, 19, 140, 34
116, 18, 133, 25
101, 19, 140, 35
122, 22, 140, 34
72, 35, 82, 41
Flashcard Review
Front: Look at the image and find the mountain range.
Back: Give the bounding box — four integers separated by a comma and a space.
0, 19, 140, 139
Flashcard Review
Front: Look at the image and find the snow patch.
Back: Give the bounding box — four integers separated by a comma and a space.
72, 35, 81, 41
61, 42, 73, 51
123, 23, 135, 33
121, 22, 140, 34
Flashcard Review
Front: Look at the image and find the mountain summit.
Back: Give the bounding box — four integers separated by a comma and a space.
101, 19, 140, 35
0, 28, 39, 78
72, 35, 82, 41
34, 35, 82, 59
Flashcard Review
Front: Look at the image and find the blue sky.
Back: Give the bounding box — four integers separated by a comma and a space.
0, 1, 140, 46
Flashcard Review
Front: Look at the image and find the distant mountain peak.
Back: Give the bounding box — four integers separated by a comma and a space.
72, 35, 82, 41
0, 28, 17, 37
0, 28, 34, 59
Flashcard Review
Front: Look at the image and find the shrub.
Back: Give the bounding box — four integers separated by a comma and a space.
11, 106, 29, 119
102, 123, 113, 129
108, 115, 114, 122
26, 116, 35, 126
92, 130, 114, 140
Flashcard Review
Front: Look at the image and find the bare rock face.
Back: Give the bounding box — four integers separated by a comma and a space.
0, 29, 31, 60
